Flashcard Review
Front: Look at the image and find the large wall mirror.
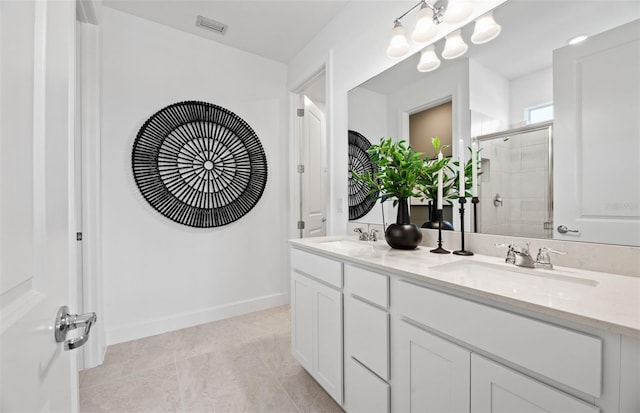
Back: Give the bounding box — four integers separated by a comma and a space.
348, 0, 639, 247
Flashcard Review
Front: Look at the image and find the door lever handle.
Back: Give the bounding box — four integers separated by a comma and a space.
557, 225, 579, 234
54, 306, 97, 351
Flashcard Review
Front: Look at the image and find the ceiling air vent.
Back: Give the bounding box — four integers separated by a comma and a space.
196, 15, 228, 35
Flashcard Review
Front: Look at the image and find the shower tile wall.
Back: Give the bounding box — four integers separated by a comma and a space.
479, 128, 550, 238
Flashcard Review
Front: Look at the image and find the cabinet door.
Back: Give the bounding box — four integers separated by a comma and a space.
291, 271, 343, 405
314, 278, 343, 403
395, 320, 471, 413
291, 271, 314, 373
471, 354, 599, 413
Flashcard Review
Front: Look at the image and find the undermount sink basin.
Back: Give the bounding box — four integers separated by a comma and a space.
431, 260, 598, 287
430, 260, 598, 301
318, 240, 375, 252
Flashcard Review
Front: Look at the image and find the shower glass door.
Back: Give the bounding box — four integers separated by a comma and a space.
476, 122, 553, 239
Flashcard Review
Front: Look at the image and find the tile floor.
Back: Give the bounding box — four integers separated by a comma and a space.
80, 305, 343, 413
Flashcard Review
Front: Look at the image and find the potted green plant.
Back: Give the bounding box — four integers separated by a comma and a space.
352, 137, 424, 249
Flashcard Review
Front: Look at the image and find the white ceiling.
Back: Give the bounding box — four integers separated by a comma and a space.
360, 0, 640, 94
103, 0, 349, 63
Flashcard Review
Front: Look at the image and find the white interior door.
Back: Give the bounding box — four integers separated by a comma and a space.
301, 97, 327, 237
553, 20, 640, 246
1, 0, 84, 410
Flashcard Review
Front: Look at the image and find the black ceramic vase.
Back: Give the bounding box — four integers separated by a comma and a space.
385, 198, 423, 250
421, 200, 455, 230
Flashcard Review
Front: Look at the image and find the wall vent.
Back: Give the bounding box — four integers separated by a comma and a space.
196, 15, 228, 35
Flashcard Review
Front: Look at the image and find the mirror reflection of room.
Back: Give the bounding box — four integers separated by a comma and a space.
348, 1, 639, 247
408, 101, 454, 228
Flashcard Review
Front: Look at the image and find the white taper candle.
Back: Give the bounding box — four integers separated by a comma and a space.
437, 151, 443, 209
458, 139, 465, 197
471, 141, 478, 197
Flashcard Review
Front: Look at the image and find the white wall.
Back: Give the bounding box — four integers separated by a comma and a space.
469, 58, 509, 135
287, 0, 507, 235
101, 7, 287, 344
510, 67, 553, 126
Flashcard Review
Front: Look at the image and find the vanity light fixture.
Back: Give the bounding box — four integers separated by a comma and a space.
386, 20, 411, 58
441, 29, 468, 59
385, 1, 500, 72
443, 0, 473, 25
412, 3, 439, 43
417, 44, 441, 72
470, 11, 501, 44
386, 0, 460, 59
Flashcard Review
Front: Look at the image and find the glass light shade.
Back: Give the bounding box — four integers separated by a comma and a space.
444, 0, 473, 25
417, 45, 441, 72
471, 12, 501, 44
386, 23, 410, 58
412, 7, 438, 43
442, 30, 468, 59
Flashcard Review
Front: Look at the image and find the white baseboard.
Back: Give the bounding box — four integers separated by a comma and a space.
105, 292, 288, 346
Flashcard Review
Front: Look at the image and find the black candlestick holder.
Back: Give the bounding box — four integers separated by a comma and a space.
430, 209, 450, 254
453, 197, 474, 256
471, 196, 479, 233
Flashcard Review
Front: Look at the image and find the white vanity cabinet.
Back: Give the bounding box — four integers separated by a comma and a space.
392, 279, 608, 413
290, 248, 343, 404
289, 243, 640, 413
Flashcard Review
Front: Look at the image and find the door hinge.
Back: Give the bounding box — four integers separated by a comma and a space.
297, 108, 304, 117
297, 164, 305, 173
76, 232, 83, 241
297, 221, 305, 230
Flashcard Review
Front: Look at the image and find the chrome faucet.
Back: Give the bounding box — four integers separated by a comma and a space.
514, 242, 535, 268
535, 247, 567, 270
354, 227, 379, 242
354, 227, 369, 241
495, 242, 535, 268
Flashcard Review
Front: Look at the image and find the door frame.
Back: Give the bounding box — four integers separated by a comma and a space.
289, 63, 330, 239
76, 0, 105, 369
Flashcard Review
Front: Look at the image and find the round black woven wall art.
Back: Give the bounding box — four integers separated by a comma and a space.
132, 101, 267, 228
348, 130, 379, 220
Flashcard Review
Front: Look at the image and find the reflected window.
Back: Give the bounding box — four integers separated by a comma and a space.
526, 103, 553, 124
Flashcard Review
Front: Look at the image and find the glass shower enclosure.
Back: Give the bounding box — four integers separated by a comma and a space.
475, 121, 553, 239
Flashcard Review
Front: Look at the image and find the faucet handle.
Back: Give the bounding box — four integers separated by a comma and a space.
494, 243, 519, 264
536, 247, 567, 269
368, 228, 379, 242
539, 247, 567, 255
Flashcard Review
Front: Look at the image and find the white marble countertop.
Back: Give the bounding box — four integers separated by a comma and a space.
289, 236, 640, 338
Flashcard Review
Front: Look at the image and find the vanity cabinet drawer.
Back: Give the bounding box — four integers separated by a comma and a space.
346, 357, 390, 413
291, 248, 342, 288
345, 264, 389, 308
348, 296, 389, 380
394, 280, 602, 397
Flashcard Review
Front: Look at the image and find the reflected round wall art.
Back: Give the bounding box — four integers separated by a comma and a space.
348, 130, 379, 220
132, 101, 267, 228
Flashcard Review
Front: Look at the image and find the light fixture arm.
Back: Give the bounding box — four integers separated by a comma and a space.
393, 0, 449, 26
431, 0, 449, 24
